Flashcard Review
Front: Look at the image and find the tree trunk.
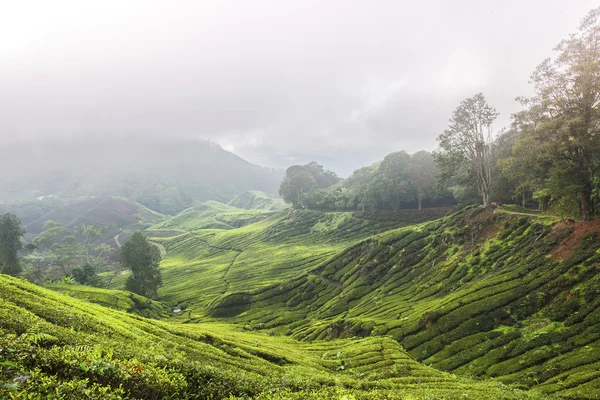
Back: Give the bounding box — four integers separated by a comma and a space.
581, 187, 591, 224
580, 149, 592, 224
482, 191, 490, 209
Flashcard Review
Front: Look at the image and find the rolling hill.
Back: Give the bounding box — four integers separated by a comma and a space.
228, 190, 287, 211
0, 274, 547, 399
106, 205, 600, 399
4, 201, 600, 398
0, 137, 283, 214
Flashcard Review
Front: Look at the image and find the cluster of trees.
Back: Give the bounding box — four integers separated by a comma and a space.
278, 153, 454, 212
279, 8, 600, 222
0, 212, 162, 299
279, 162, 341, 208
438, 8, 600, 222
28, 221, 113, 284
302, 151, 451, 211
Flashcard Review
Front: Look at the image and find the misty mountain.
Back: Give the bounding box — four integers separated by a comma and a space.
1, 137, 283, 214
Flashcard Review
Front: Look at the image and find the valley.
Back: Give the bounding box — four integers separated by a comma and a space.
3, 197, 599, 399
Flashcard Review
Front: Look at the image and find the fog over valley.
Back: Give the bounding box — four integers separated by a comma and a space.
1, 0, 596, 174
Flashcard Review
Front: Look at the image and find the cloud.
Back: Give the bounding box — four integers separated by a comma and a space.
0, 0, 597, 174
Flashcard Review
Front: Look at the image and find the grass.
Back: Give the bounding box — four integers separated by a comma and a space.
125, 208, 445, 318
227, 190, 287, 211
0, 274, 546, 399
7, 204, 600, 398
137, 206, 600, 399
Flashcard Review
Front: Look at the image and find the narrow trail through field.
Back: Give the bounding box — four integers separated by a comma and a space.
192, 235, 243, 294
311, 271, 344, 290
213, 216, 235, 229
495, 210, 542, 217
221, 251, 243, 292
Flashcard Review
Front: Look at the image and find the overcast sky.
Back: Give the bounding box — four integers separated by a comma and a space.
0, 0, 597, 175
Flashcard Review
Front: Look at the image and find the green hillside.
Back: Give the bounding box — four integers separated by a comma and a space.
104, 205, 600, 399
191, 207, 600, 399
122, 208, 451, 318
147, 201, 272, 233
46, 284, 171, 319
0, 274, 544, 399
228, 190, 287, 211
23, 196, 165, 237
0, 137, 283, 214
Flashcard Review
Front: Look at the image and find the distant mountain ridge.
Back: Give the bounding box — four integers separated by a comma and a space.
0, 137, 284, 214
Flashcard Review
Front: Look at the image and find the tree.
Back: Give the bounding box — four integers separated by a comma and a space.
408, 151, 438, 210
75, 223, 103, 265
436, 93, 498, 208
0, 213, 25, 276
509, 8, 600, 222
378, 151, 412, 212
32, 220, 78, 277
72, 263, 102, 287
351, 167, 377, 213
121, 232, 162, 299
279, 167, 318, 208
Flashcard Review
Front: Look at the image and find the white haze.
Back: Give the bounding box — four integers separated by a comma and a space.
0, 0, 596, 175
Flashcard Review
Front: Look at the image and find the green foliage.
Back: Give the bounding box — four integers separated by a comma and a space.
71, 264, 102, 287
0, 213, 25, 276
501, 7, 600, 221
304, 151, 452, 212
121, 233, 162, 299
436, 93, 498, 208
279, 162, 341, 208
0, 275, 544, 400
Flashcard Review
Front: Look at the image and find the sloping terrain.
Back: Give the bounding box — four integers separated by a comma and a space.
199, 207, 600, 399
128, 208, 450, 318
147, 201, 272, 233
0, 137, 283, 214
46, 284, 171, 319
24, 196, 165, 237
228, 190, 287, 211
0, 275, 541, 399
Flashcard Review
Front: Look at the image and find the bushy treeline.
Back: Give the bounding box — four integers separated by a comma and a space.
281, 8, 600, 221
280, 152, 454, 212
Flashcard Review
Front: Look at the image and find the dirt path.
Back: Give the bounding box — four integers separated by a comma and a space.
192, 235, 243, 294
495, 209, 542, 217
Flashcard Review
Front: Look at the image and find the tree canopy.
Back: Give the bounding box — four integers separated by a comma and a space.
501, 7, 600, 221
436, 93, 498, 209
121, 232, 162, 299
0, 213, 25, 276
279, 162, 341, 208
288, 151, 450, 212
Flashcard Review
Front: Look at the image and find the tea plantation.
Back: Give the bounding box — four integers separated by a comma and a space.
2, 206, 600, 399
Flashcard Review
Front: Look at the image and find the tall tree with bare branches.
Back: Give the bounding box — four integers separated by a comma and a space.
436, 93, 498, 208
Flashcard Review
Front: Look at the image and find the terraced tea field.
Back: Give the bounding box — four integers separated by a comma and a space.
202, 207, 600, 399
0, 275, 547, 399
136, 208, 448, 317
8, 205, 600, 399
